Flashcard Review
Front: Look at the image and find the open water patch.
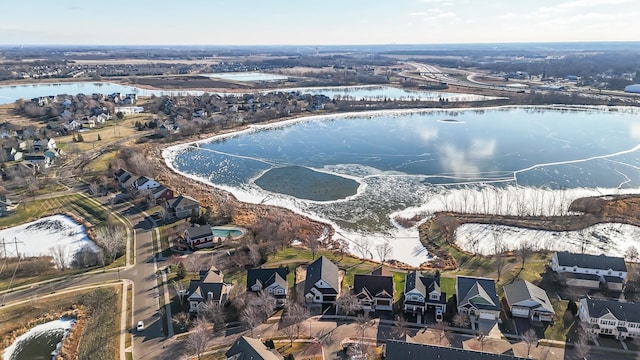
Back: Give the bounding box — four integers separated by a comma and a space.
254, 166, 360, 201
3, 317, 75, 360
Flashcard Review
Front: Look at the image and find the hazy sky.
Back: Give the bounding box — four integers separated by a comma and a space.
1, 0, 638, 45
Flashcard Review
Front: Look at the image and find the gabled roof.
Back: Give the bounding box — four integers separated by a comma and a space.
404, 271, 439, 297
385, 340, 526, 360
555, 252, 627, 272
134, 176, 152, 187
166, 195, 199, 209
185, 224, 213, 240
187, 266, 225, 302
503, 280, 554, 314
581, 297, 640, 323
457, 276, 500, 312
304, 256, 339, 296
247, 268, 289, 291
151, 185, 172, 197
353, 274, 394, 300
225, 336, 284, 360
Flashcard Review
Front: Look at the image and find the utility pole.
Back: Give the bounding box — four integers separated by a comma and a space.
0, 237, 22, 258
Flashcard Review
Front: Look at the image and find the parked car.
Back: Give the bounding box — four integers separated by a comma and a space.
137, 321, 144, 332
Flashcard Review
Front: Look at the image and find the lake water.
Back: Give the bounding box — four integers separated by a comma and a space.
164, 106, 640, 265
3, 318, 74, 360
0, 82, 500, 105
204, 72, 288, 82
285, 85, 504, 102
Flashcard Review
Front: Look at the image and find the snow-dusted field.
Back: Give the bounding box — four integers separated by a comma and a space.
0, 214, 98, 266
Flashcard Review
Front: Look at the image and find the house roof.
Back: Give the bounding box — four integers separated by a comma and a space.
457, 276, 500, 312
405, 271, 440, 297
371, 266, 392, 277
134, 176, 152, 187
385, 340, 526, 360
353, 274, 394, 300
225, 336, 284, 360
151, 185, 172, 197
304, 256, 339, 296
246, 268, 289, 291
581, 297, 640, 323
503, 280, 554, 314
187, 266, 225, 302
185, 224, 213, 240
166, 195, 199, 209
555, 252, 627, 272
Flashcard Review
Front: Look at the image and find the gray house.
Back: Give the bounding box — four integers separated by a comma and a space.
225, 336, 283, 360
403, 271, 446, 321
163, 195, 200, 219
457, 276, 501, 328
503, 280, 555, 322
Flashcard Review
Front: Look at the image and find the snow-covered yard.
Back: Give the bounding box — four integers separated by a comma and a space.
0, 214, 98, 266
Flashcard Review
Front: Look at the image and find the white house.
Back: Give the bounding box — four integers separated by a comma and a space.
304, 256, 340, 309
403, 271, 446, 321
457, 276, 501, 329
503, 280, 555, 322
132, 176, 161, 191
579, 296, 640, 339
551, 252, 627, 290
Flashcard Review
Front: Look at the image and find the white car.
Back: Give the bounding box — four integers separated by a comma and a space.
136, 321, 144, 332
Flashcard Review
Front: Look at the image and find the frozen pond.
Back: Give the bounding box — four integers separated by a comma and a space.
164, 106, 640, 266
2, 318, 74, 360
0, 214, 98, 267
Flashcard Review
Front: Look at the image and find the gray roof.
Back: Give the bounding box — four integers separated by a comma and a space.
185, 224, 213, 240
385, 340, 526, 360
457, 276, 500, 312
225, 336, 284, 360
246, 268, 289, 291
304, 256, 339, 296
353, 274, 394, 299
404, 271, 440, 296
166, 195, 199, 209
503, 280, 554, 314
556, 252, 627, 272
581, 297, 640, 323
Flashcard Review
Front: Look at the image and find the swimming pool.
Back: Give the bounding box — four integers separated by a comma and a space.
211, 228, 243, 238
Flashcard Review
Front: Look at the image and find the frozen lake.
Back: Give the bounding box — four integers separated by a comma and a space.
164, 106, 640, 266
204, 72, 289, 82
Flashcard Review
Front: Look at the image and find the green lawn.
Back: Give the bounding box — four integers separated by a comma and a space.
439, 276, 456, 301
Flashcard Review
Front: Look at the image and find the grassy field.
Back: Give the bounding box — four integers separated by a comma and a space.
0, 286, 121, 359
55, 114, 148, 153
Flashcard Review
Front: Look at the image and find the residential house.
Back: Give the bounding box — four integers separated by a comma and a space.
132, 176, 161, 191
186, 266, 228, 313
47, 138, 57, 151
304, 256, 340, 308
403, 271, 446, 321
225, 336, 284, 360
43, 150, 56, 167
579, 296, 640, 339
114, 169, 133, 187
23, 154, 46, 167
385, 340, 527, 360
163, 195, 200, 219
64, 119, 82, 131
246, 267, 289, 306
551, 252, 627, 290
353, 273, 394, 312
503, 280, 555, 322
457, 276, 501, 328
32, 138, 46, 151
149, 185, 175, 205
183, 224, 215, 249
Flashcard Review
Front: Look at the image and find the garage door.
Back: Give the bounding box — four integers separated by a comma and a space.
479, 312, 496, 320
512, 308, 530, 318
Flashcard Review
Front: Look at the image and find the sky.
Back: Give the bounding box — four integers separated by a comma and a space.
0, 0, 638, 46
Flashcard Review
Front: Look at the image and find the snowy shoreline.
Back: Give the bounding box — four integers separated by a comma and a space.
162, 106, 640, 266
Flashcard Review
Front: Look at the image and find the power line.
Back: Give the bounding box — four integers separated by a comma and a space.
0, 237, 22, 258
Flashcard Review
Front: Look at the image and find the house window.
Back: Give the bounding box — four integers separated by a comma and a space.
562, 267, 566, 271
596, 271, 599, 274
315, 296, 320, 301
620, 272, 623, 276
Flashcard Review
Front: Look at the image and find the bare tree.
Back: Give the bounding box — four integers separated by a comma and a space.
493, 231, 506, 282
392, 314, 410, 339
247, 243, 261, 267
434, 320, 449, 345
353, 237, 372, 259
522, 328, 538, 358
173, 281, 187, 305
280, 302, 310, 345
573, 336, 590, 360
452, 313, 471, 329
172, 312, 192, 332
375, 239, 393, 263
50, 244, 68, 270
308, 234, 320, 260
240, 304, 263, 337
198, 299, 225, 332
185, 320, 209, 360
336, 292, 361, 316
94, 224, 125, 264
625, 245, 639, 263
518, 241, 533, 270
